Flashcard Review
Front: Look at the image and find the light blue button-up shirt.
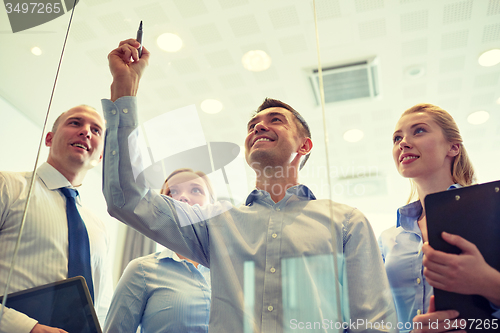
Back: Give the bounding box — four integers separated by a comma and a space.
101, 97, 397, 333
103, 249, 210, 333
379, 184, 500, 331
379, 200, 430, 333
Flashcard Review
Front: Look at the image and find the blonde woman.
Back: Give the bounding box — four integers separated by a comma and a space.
104, 169, 215, 333
379, 104, 500, 333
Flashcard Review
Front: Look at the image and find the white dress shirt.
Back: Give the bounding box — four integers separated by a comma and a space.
0, 162, 112, 333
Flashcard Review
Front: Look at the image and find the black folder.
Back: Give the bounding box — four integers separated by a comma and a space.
425, 180, 500, 331
1, 276, 102, 333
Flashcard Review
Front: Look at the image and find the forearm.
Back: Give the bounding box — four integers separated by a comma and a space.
0, 307, 37, 333
100, 97, 210, 265
481, 266, 500, 306
110, 75, 139, 102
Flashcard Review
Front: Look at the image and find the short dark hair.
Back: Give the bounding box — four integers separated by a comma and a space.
254, 98, 311, 169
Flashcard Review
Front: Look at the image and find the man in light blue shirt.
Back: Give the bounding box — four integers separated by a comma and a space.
102, 39, 397, 333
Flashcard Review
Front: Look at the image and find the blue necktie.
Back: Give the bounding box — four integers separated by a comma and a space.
60, 187, 94, 303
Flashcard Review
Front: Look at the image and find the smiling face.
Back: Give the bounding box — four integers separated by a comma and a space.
392, 112, 459, 181
45, 106, 105, 174
162, 171, 211, 207
244, 107, 311, 170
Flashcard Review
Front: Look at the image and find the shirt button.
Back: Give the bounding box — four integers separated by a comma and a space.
111, 110, 116, 115
417, 309, 421, 315
276, 207, 280, 211
270, 267, 276, 273
268, 306, 273, 312
417, 278, 421, 284
123, 108, 128, 114
272, 233, 277, 239
112, 150, 116, 155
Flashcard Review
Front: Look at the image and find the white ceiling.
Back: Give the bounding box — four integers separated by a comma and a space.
1, 0, 499, 234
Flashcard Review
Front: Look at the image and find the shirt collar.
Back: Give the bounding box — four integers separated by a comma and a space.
37, 162, 84, 205
396, 184, 461, 230
37, 162, 73, 190
245, 184, 316, 206
158, 248, 175, 260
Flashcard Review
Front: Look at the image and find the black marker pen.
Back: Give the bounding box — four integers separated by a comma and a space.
137, 21, 143, 58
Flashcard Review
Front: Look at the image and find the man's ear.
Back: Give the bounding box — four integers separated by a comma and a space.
448, 143, 460, 157
297, 138, 313, 156
45, 132, 54, 147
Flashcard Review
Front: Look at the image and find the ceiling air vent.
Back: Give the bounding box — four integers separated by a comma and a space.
309, 57, 379, 104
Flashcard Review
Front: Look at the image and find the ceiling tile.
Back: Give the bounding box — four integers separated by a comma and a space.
402, 83, 427, 99
228, 15, 261, 37
205, 50, 235, 68
219, 73, 246, 89
268, 6, 300, 29
155, 84, 182, 100
439, 55, 466, 73
438, 78, 462, 94
470, 92, 495, 106
97, 12, 133, 35
358, 19, 386, 40
85, 47, 109, 67
173, 0, 209, 18
443, 0, 473, 24
441, 30, 468, 50
401, 38, 427, 57
218, 0, 249, 9
311, 0, 342, 20
279, 34, 308, 54
186, 79, 213, 95
400, 10, 428, 32
191, 23, 223, 45
69, 21, 97, 43
354, 0, 384, 13
84, 0, 112, 5
487, 0, 500, 16
134, 3, 169, 25
253, 67, 280, 84
482, 23, 500, 43
474, 72, 500, 88
171, 58, 201, 75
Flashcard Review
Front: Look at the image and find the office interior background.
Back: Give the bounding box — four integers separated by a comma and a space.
1, 0, 499, 285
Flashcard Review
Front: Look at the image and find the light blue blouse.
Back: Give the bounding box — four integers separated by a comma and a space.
103, 249, 211, 333
379, 200, 430, 333
379, 184, 500, 332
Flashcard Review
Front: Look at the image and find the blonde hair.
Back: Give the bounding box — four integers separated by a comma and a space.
161, 168, 216, 204
400, 103, 476, 203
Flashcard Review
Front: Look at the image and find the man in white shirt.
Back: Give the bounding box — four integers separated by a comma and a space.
0, 105, 112, 333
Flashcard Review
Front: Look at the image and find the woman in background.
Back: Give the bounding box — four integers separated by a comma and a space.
379, 103, 500, 333
104, 168, 215, 333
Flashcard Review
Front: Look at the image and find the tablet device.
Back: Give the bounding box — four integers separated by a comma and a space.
1, 276, 102, 333
425, 180, 500, 330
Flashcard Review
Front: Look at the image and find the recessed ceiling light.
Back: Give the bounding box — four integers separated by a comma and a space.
478, 49, 500, 67
201, 99, 223, 114
157, 33, 183, 52
343, 129, 364, 142
404, 65, 425, 79
467, 110, 490, 125
31, 46, 42, 56
241, 50, 271, 72
496, 97, 500, 105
